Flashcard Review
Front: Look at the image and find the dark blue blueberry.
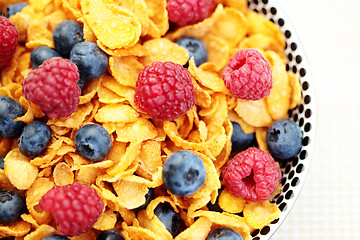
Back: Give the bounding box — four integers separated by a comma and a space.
133, 188, 154, 211
77, 75, 87, 93
30, 46, 61, 69
18, 121, 51, 158
266, 119, 303, 160
70, 41, 108, 81
231, 122, 255, 153
97, 230, 124, 240
162, 150, 207, 197
6, 2, 28, 17
207, 187, 224, 213
154, 203, 182, 237
206, 227, 243, 240
41, 234, 70, 240
53, 20, 84, 58
176, 37, 208, 67
0, 190, 26, 224
0, 96, 26, 138
74, 124, 112, 162
0, 154, 6, 170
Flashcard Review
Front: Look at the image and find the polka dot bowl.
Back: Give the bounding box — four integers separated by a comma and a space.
247, 0, 316, 239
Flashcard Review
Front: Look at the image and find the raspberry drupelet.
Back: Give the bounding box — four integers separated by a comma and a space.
39, 182, 104, 237
134, 61, 195, 121
22, 57, 80, 118
0, 16, 19, 68
222, 48, 273, 101
166, 0, 216, 26
223, 147, 281, 202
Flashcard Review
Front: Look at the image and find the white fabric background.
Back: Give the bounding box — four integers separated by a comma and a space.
271, 0, 360, 239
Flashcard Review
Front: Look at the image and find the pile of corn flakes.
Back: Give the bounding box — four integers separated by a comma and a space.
0, 0, 302, 239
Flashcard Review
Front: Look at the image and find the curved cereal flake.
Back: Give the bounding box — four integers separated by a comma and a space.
23, 225, 56, 240
234, 98, 273, 127
141, 38, 189, 66
109, 56, 144, 88
208, 7, 248, 47
53, 162, 74, 186
93, 208, 117, 231
0, 137, 12, 156
0, 220, 31, 238
213, 120, 232, 171
219, 0, 247, 12
69, 229, 97, 240
98, 84, 126, 104
122, 221, 161, 240
113, 179, 149, 209
227, 110, 256, 134
136, 140, 163, 180
202, 93, 228, 127
243, 201, 281, 230
116, 118, 158, 143
61, 0, 83, 19
264, 51, 291, 120
98, 41, 147, 57
137, 209, 172, 240
94, 103, 139, 123
21, 214, 40, 229
81, 0, 141, 49
174, 217, 212, 240
255, 127, 269, 152
101, 75, 136, 107
288, 71, 302, 109
218, 188, 246, 213
144, 0, 168, 36
4, 149, 38, 190
202, 34, 230, 71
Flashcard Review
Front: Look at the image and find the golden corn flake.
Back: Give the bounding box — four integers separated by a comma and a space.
4, 149, 38, 190
144, 0, 168, 36
0, 220, 31, 238
288, 71, 302, 109
113, 179, 149, 210
174, 217, 212, 240
94, 103, 139, 123
243, 201, 281, 229
116, 118, 158, 143
93, 208, 117, 231
109, 56, 144, 88
53, 162, 74, 186
218, 188, 246, 214
235, 98, 273, 127
22, 225, 56, 240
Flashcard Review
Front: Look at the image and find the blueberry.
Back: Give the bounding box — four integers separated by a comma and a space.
0, 190, 26, 224
74, 124, 112, 162
154, 203, 182, 237
97, 230, 124, 240
70, 41, 108, 81
266, 119, 303, 160
18, 121, 51, 158
0, 154, 6, 170
41, 234, 70, 240
231, 122, 255, 153
176, 37, 208, 67
77, 75, 87, 94
30, 46, 61, 69
53, 20, 84, 58
206, 227, 243, 240
6, 2, 28, 18
162, 150, 207, 197
133, 188, 154, 211
0, 96, 26, 138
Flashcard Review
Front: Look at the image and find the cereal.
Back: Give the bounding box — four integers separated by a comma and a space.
0, 0, 303, 239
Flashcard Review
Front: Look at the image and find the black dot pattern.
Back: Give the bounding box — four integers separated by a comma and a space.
247, 0, 315, 239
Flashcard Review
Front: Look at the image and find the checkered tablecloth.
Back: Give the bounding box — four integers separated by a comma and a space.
273, 0, 360, 239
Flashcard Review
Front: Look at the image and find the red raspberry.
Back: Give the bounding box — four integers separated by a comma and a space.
167, 0, 216, 26
223, 147, 281, 202
134, 61, 195, 121
22, 57, 80, 118
222, 48, 272, 101
0, 16, 19, 68
39, 182, 104, 237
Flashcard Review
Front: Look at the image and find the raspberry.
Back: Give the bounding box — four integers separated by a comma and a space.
134, 61, 195, 121
223, 147, 281, 202
22, 57, 80, 118
0, 16, 19, 68
39, 182, 104, 237
222, 48, 272, 101
167, 0, 216, 26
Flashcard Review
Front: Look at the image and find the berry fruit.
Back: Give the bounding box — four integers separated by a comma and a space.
134, 61, 195, 121
223, 147, 281, 202
222, 48, 272, 100
18, 121, 51, 158
154, 202, 182, 237
176, 37, 208, 67
30, 45, 61, 69
162, 150, 207, 197
0, 190, 26, 224
53, 20, 84, 58
266, 119, 303, 160
6, 2, 28, 18
167, 0, 216, 26
41, 234, 70, 240
0, 16, 19, 68
206, 227, 243, 240
231, 121, 255, 153
0, 96, 26, 138
22, 57, 80, 118
74, 124, 112, 162
39, 182, 104, 237
70, 41, 108, 81
97, 230, 124, 240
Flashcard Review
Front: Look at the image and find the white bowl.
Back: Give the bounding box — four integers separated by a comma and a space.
247, 0, 317, 239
